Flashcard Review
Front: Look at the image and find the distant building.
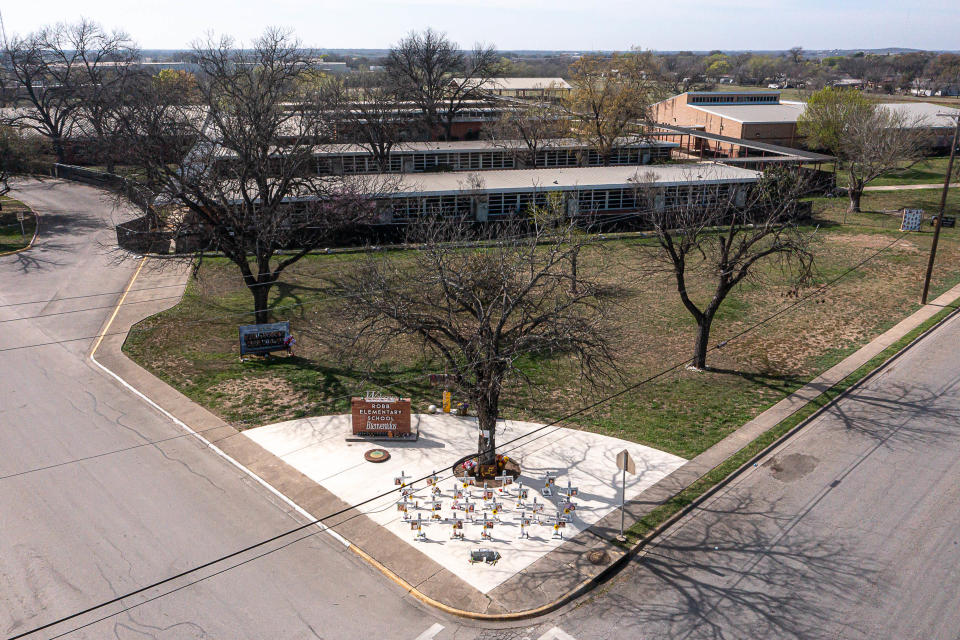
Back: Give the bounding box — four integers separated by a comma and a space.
454, 77, 573, 100
878, 103, 960, 149
652, 91, 806, 154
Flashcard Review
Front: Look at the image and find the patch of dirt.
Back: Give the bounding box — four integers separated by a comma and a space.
828, 234, 920, 253
207, 375, 311, 420
762, 453, 819, 482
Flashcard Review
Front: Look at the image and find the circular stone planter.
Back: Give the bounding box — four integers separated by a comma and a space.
364, 448, 391, 463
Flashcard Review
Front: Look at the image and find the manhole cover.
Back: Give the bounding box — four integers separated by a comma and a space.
586, 549, 609, 565
364, 449, 391, 463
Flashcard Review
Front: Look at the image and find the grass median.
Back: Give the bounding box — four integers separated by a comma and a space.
0, 196, 37, 253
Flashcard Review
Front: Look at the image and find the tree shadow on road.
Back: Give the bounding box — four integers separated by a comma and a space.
561, 492, 882, 640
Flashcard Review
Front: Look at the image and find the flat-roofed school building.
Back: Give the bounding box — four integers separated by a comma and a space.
380, 163, 760, 222
310, 139, 678, 174
455, 77, 573, 101
652, 92, 806, 154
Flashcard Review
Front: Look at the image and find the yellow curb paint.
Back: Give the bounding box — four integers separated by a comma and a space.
90, 256, 146, 357
0, 209, 41, 257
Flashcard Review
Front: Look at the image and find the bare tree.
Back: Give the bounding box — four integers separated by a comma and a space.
386, 28, 499, 140
115, 28, 393, 324
483, 99, 570, 168
0, 125, 48, 204
637, 167, 815, 370
2, 19, 136, 164
565, 52, 666, 165
798, 87, 931, 212
324, 72, 420, 171
330, 216, 617, 473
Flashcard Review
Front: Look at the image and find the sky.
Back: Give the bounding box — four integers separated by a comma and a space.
2, 0, 958, 52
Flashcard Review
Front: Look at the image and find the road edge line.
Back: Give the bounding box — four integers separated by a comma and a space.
88, 259, 353, 552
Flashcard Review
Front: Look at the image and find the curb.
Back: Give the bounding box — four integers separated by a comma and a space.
0, 208, 40, 256
362, 293, 960, 621
93, 254, 960, 621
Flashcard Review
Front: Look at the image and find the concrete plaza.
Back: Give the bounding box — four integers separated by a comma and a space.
244, 413, 686, 593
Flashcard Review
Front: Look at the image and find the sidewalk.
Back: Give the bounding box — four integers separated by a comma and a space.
864, 182, 958, 191
93, 257, 960, 618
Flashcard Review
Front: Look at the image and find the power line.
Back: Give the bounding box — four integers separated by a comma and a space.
9, 230, 908, 639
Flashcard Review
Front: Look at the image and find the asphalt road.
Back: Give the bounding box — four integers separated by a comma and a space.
0, 179, 471, 640
489, 304, 960, 639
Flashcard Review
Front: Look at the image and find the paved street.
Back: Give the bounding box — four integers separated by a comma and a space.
489, 306, 960, 640
0, 179, 469, 640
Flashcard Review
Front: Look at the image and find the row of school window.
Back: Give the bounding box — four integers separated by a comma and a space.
387, 184, 739, 220
315, 146, 671, 175
689, 95, 778, 105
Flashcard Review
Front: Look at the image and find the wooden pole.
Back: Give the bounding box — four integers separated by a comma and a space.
920, 115, 960, 305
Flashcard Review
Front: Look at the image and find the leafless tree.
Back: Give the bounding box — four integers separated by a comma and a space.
798, 87, 931, 212
0, 125, 48, 204
324, 72, 421, 171
386, 28, 499, 140
2, 19, 137, 164
114, 28, 394, 324
636, 167, 815, 370
565, 52, 667, 165
483, 99, 570, 168
329, 216, 618, 472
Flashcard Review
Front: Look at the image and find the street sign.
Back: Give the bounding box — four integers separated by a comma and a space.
616, 449, 636, 474
616, 449, 636, 540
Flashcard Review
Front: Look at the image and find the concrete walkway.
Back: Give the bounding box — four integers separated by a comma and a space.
864, 182, 957, 191
98, 256, 960, 617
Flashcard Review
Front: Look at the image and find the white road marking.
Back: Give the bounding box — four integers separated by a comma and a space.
536, 627, 578, 640
88, 261, 351, 548
413, 622, 444, 640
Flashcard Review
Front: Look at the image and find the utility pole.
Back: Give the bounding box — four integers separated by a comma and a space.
920, 113, 960, 305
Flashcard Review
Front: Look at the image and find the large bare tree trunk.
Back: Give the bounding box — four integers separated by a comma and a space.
251, 282, 271, 325
848, 188, 863, 213
692, 311, 715, 370
475, 398, 497, 467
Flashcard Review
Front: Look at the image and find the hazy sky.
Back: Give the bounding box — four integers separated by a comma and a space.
2, 0, 957, 52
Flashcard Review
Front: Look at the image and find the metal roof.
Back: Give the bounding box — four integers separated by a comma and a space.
393, 163, 760, 197
453, 77, 573, 91
645, 121, 834, 163
878, 102, 960, 128
688, 101, 806, 124
308, 138, 678, 157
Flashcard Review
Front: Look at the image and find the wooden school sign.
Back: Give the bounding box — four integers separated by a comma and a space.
351, 392, 412, 438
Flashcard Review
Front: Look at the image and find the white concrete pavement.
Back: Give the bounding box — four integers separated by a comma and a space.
244, 413, 686, 594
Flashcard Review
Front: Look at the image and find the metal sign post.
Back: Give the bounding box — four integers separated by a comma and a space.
616, 449, 636, 541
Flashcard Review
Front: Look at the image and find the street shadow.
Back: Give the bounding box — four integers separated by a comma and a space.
537, 492, 882, 640
819, 377, 960, 451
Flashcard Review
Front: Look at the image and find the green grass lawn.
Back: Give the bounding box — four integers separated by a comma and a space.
819, 156, 957, 189
0, 196, 37, 253
124, 189, 960, 460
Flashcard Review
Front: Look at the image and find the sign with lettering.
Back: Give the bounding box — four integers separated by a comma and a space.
238, 322, 292, 356
351, 392, 412, 438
